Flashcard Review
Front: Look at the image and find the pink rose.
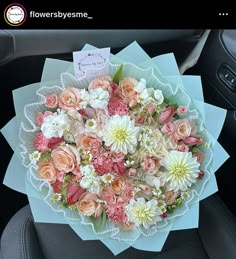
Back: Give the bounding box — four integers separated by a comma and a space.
174, 119, 192, 141
34, 132, 50, 152
183, 135, 203, 146
158, 106, 175, 124
88, 77, 113, 93
90, 148, 102, 157
107, 97, 129, 116
38, 159, 57, 183
77, 192, 103, 218
178, 144, 189, 152
119, 77, 138, 104
102, 189, 116, 204
36, 111, 53, 126
177, 106, 187, 115
45, 94, 58, 108
58, 87, 81, 110
66, 184, 85, 205
122, 185, 135, 201
161, 122, 175, 135
141, 157, 156, 172
110, 152, 125, 162
51, 145, 80, 173
128, 168, 137, 177
165, 190, 178, 205
113, 161, 126, 175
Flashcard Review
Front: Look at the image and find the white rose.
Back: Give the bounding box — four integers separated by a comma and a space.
154, 89, 164, 105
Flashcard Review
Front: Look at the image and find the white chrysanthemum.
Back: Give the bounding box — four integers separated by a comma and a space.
161, 151, 200, 192
126, 198, 162, 229
89, 88, 109, 109
103, 115, 140, 154
41, 109, 70, 138
85, 119, 97, 131
29, 151, 41, 164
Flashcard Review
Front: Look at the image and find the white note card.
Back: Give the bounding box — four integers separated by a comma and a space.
73, 48, 110, 79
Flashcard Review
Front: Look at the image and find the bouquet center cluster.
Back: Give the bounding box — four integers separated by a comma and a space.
29, 69, 205, 231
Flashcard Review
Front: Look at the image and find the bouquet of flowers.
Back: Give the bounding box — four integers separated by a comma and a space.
1, 42, 229, 255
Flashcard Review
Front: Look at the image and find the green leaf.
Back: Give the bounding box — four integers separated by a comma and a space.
112, 64, 123, 84
90, 210, 107, 232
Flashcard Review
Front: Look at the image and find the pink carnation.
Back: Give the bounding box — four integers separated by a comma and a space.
105, 198, 128, 224
92, 153, 113, 176
34, 132, 50, 152
108, 97, 129, 116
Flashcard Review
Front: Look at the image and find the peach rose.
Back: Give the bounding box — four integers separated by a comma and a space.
38, 159, 57, 183
174, 119, 192, 141
119, 77, 138, 103
45, 94, 58, 108
77, 134, 102, 150
58, 87, 81, 110
102, 189, 116, 204
141, 157, 156, 172
77, 192, 103, 217
110, 177, 125, 195
165, 191, 178, 205
51, 145, 80, 173
88, 77, 112, 93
